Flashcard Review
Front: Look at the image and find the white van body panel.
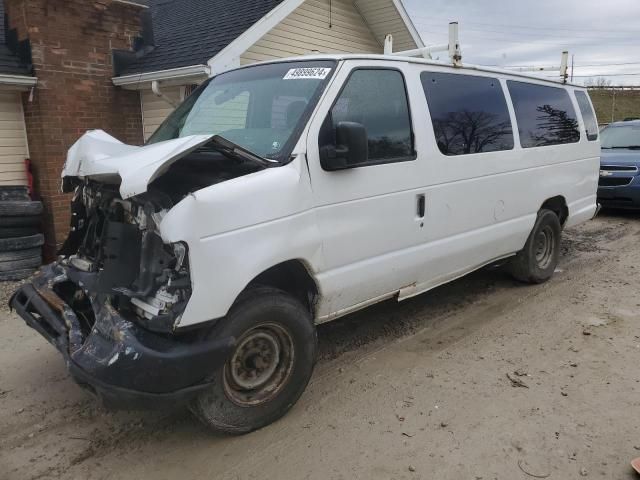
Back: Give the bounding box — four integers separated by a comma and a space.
77, 55, 598, 328
159, 155, 324, 325
303, 60, 598, 322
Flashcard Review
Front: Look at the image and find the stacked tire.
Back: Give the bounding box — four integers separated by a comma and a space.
0, 187, 43, 281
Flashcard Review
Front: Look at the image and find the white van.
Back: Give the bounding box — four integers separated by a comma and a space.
12, 54, 600, 433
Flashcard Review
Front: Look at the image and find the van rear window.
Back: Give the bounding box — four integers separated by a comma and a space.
574, 91, 599, 141
421, 72, 514, 155
507, 81, 580, 148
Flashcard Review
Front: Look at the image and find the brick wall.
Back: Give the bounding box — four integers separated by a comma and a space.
5, 0, 144, 260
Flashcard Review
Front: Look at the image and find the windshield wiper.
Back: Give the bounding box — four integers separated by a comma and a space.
205, 135, 280, 168
603, 146, 640, 150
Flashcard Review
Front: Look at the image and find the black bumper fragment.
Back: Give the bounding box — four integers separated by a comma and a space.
10, 265, 234, 410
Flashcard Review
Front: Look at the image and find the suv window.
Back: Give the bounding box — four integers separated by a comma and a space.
574, 91, 599, 141
322, 69, 413, 166
421, 72, 514, 155
507, 81, 580, 148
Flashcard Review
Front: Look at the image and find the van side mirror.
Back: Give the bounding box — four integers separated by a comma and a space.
320, 121, 368, 170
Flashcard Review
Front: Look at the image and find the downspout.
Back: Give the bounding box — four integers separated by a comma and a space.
151, 80, 177, 108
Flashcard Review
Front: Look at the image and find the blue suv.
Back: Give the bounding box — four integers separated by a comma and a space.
598, 120, 640, 209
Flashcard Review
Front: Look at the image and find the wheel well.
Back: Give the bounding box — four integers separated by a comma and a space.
246, 260, 319, 314
540, 196, 568, 226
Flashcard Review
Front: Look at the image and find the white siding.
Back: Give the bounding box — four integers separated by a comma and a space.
355, 0, 418, 52
140, 86, 182, 141
0, 92, 28, 186
241, 0, 382, 65
139, 0, 415, 138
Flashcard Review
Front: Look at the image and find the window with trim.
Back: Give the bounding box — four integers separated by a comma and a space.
574, 91, 599, 141
507, 81, 580, 148
421, 72, 514, 155
320, 69, 414, 167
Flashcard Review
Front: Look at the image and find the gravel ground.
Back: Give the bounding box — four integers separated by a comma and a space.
1, 212, 640, 480
0, 279, 26, 310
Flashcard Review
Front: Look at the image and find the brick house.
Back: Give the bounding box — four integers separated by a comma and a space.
0, 0, 422, 259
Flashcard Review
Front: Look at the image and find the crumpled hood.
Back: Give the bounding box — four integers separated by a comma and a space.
62, 130, 214, 199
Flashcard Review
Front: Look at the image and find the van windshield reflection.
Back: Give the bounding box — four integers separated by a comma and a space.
147, 61, 336, 162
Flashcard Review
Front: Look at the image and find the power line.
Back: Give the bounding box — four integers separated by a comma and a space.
570, 73, 640, 78
543, 72, 640, 78
408, 13, 640, 36
413, 21, 638, 43
497, 61, 640, 68
414, 26, 639, 47
572, 62, 640, 68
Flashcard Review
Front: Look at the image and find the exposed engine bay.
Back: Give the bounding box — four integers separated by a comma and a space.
55, 182, 191, 333
54, 141, 265, 334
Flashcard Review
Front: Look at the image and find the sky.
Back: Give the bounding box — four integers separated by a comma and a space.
403, 0, 640, 86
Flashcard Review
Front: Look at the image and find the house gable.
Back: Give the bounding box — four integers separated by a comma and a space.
133, 0, 422, 140
355, 0, 421, 52
241, 0, 383, 65
209, 0, 421, 73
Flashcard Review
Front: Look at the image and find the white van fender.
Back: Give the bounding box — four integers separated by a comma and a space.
158, 155, 324, 327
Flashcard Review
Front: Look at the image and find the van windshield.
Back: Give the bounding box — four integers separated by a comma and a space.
147, 61, 336, 161
600, 124, 640, 149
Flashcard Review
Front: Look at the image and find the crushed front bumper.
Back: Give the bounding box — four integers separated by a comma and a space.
10, 264, 234, 409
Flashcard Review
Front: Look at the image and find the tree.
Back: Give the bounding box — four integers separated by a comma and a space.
432, 110, 513, 154
530, 104, 580, 146
585, 77, 612, 88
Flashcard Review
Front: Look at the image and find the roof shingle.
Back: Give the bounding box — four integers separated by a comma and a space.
118, 0, 284, 76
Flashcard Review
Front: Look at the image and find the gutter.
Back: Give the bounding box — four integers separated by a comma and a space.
0, 74, 37, 90
112, 0, 149, 8
112, 65, 211, 88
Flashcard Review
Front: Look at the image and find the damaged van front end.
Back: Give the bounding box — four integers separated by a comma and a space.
10, 59, 336, 428
9, 132, 245, 408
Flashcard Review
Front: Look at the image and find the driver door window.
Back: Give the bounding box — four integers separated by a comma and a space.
320, 69, 414, 167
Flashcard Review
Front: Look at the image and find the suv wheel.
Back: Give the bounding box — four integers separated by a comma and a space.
191, 287, 317, 434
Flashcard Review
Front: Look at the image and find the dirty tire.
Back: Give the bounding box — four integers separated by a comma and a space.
0, 226, 39, 238
0, 248, 41, 262
508, 209, 561, 284
0, 254, 41, 272
0, 268, 36, 281
0, 215, 41, 227
0, 201, 42, 217
0, 186, 29, 201
190, 286, 317, 435
0, 234, 44, 252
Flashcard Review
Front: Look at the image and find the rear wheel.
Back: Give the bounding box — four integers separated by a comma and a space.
508, 209, 561, 284
190, 287, 316, 434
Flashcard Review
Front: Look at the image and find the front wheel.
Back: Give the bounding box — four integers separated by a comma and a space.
190, 287, 317, 434
508, 209, 562, 284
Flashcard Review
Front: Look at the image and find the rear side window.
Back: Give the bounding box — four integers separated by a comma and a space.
574, 91, 599, 141
507, 81, 580, 148
326, 69, 413, 164
421, 72, 514, 155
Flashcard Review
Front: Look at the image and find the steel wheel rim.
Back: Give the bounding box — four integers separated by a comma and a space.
534, 225, 555, 269
223, 322, 295, 407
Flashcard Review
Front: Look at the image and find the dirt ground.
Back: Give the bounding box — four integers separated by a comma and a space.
2, 212, 640, 480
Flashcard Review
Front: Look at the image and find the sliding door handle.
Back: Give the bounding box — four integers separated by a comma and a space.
417, 194, 426, 218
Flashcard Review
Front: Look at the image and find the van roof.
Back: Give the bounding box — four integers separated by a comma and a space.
240, 53, 586, 89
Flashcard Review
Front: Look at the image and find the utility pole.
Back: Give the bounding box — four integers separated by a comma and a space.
611, 88, 616, 123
